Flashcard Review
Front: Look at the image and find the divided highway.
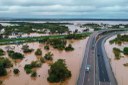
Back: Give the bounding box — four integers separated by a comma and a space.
77, 30, 123, 85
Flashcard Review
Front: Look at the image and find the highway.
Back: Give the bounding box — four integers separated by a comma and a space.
95, 32, 124, 85
77, 32, 97, 85
96, 36, 110, 85
77, 30, 122, 85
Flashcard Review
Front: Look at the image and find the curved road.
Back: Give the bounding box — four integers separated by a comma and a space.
77, 30, 124, 85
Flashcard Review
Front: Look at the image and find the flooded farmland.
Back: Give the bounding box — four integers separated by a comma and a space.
0, 38, 88, 85
105, 34, 128, 85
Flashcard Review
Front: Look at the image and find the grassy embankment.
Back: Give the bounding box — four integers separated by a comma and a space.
0, 32, 91, 45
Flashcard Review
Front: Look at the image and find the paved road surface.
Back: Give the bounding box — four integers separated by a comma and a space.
77, 32, 97, 85
96, 31, 124, 85
96, 37, 110, 85
77, 30, 122, 85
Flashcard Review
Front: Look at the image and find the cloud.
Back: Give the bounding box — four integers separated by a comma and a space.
0, 0, 128, 18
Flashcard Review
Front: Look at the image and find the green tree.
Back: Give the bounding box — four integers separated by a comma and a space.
44, 52, 53, 61
22, 45, 34, 53
65, 44, 74, 51
7, 51, 24, 59
0, 63, 7, 76
0, 49, 4, 56
44, 45, 50, 50
47, 39, 67, 50
47, 59, 71, 83
24, 64, 32, 74
31, 61, 42, 68
1, 58, 13, 68
31, 71, 37, 77
113, 47, 121, 59
35, 49, 42, 56
123, 47, 128, 55
12, 52, 24, 59
40, 57, 45, 63
13, 68, 20, 74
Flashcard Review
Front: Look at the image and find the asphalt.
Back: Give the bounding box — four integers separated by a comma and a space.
83, 34, 96, 85
77, 30, 122, 85
96, 31, 124, 85
96, 37, 110, 82
77, 32, 97, 85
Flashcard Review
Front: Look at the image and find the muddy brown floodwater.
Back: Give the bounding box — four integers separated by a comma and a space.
0, 37, 88, 85
105, 34, 128, 85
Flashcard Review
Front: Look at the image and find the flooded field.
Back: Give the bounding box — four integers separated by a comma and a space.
0, 38, 88, 85
105, 34, 128, 85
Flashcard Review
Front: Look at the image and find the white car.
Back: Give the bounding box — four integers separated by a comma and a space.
86, 65, 91, 72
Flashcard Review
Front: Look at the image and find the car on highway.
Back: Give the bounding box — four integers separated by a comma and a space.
86, 65, 91, 72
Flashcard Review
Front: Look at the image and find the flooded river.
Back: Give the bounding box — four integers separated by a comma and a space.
0, 38, 88, 85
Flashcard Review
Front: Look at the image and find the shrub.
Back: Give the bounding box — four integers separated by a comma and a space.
123, 47, 128, 55
109, 34, 128, 44
25, 68, 32, 74
24, 64, 32, 74
31, 71, 37, 77
0, 49, 4, 56
0, 57, 13, 68
0, 64, 7, 76
44, 52, 53, 61
13, 68, 20, 74
7, 50, 24, 59
7, 50, 15, 57
47, 39, 67, 50
65, 44, 74, 51
11, 52, 24, 59
40, 57, 45, 63
31, 61, 42, 68
24, 61, 42, 74
35, 49, 42, 56
44, 45, 50, 50
22, 45, 34, 53
24, 64, 32, 70
113, 47, 121, 59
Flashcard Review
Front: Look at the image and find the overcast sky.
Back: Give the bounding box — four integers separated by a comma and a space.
0, 0, 128, 19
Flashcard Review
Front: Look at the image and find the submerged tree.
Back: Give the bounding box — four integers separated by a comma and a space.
123, 47, 128, 55
0, 64, 7, 76
22, 45, 34, 53
44, 52, 53, 61
35, 49, 42, 56
13, 68, 20, 74
0, 49, 4, 56
65, 44, 74, 51
47, 59, 71, 83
